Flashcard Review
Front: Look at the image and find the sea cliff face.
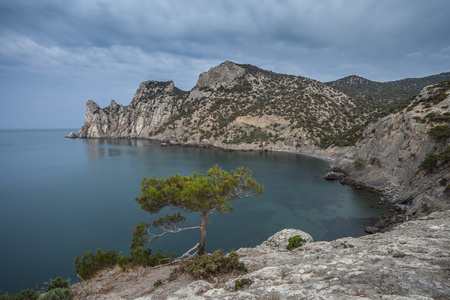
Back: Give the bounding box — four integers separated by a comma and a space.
78, 81, 188, 138
325, 83, 450, 216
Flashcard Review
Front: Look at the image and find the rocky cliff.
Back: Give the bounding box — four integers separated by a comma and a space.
77, 61, 368, 151
72, 210, 450, 299
325, 81, 450, 218
78, 81, 188, 138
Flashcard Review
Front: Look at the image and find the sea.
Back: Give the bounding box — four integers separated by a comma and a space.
0, 129, 393, 294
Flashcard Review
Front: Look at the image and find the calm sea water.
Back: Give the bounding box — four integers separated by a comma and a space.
0, 129, 393, 293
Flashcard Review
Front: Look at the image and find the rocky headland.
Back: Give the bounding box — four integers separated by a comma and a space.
325, 81, 450, 231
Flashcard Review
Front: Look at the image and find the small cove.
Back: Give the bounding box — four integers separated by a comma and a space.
0, 130, 394, 293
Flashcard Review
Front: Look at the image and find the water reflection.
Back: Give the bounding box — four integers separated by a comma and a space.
83, 138, 158, 160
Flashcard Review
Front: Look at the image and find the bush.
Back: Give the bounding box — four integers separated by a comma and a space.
428, 125, 450, 140
420, 153, 439, 172
42, 288, 73, 300
0, 289, 40, 300
421, 203, 431, 213
420, 147, 450, 173
353, 158, 365, 169
74, 249, 118, 280
286, 235, 307, 251
235, 278, 253, 291
46, 277, 69, 292
172, 251, 247, 279
74, 248, 171, 280
153, 279, 162, 287
117, 248, 171, 271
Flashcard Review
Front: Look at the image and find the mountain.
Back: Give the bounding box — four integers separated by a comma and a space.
77, 61, 371, 150
325, 72, 450, 106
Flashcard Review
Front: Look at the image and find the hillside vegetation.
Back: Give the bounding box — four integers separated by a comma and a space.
326, 72, 450, 106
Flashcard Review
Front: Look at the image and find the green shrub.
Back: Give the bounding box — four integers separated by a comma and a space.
286, 235, 307, 251
153, 279, 162, 287
74, 248, 171, 280
42, 288, 73, 300
420, 147, 450, 173
172, 251, 247, 279
0, 289, 40, 300
74, 249, 118, 280
46, 277, 70, 292
235, 278, 253, 291
117, 248, 171, 271
353, 158, 365, 169
445, 184, 450, 194
393, 253, 406, 258
421, 203, 431, 213
420, 153, 439, 172
428, 125, 450, 140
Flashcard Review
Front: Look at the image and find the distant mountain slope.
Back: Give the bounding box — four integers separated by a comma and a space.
77, 61, 371, 150
325, 72, 450, 105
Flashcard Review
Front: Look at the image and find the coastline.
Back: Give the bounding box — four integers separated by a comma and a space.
273, 149, 336, 162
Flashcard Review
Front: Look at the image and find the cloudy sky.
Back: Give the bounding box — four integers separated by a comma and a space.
1, 0, 449, 129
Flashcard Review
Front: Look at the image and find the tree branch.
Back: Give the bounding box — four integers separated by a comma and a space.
148, 225, 201, 243
179, 242, 200, 259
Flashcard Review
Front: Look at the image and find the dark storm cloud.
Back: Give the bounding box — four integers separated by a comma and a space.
0, 0, 449, 128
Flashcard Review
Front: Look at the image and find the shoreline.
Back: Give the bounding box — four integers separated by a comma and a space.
273, 149, 336, 162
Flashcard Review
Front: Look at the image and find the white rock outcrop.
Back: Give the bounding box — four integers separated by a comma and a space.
73, 211, 450, 299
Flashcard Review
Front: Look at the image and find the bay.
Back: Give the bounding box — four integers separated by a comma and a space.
0, 129, 392, 293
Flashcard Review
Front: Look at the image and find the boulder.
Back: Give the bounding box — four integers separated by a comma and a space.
65, 132, 78, 138
261, 228, 314, 251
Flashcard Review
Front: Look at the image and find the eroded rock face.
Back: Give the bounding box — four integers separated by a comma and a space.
326, 84, 450, 214
196, 61, 246, 90
77, 81, 188, 138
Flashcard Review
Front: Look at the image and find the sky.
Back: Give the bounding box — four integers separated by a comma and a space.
0, 0, 449, 129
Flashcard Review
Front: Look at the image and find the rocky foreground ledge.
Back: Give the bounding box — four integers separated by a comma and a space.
72, 210, 449, 300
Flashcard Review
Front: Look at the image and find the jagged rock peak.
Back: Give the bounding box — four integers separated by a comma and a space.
196, 60, 246, 89
130, 80, 183, 106
86, 99, 100, 113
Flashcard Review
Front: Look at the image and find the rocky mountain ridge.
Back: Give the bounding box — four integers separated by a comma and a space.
77, 61, 370, 150
326, 72, 450, 105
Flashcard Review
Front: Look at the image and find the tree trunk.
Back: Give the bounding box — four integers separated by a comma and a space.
198, 211, 207, 255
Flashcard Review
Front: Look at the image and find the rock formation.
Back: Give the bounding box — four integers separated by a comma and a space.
72, 210, 450, 299
77, 61, 366, 151
78, 81, 188, 138
325, 82, 450, 219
